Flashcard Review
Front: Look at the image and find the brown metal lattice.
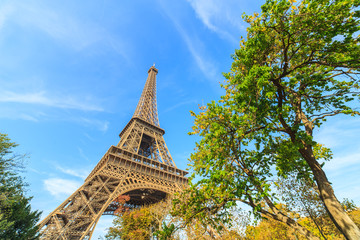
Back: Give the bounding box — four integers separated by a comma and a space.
133, 66, 160, 127
37, 66, 188, 240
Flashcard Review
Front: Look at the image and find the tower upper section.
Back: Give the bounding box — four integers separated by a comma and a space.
133, 66, 160, 127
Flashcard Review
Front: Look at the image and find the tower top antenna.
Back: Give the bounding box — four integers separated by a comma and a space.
134, 66, 159, 126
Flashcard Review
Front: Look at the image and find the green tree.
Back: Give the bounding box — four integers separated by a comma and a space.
245, 213, 301, 240
0, 133, 41, 239
299, 199, 360, 240
174, 0, 360, 239
106, 207, 156, 240
276, 174, 329, 239
245, 200, 360, 240
106, 197, 177, 240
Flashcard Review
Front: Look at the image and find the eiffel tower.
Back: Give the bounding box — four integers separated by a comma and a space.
38, 66, 188, 239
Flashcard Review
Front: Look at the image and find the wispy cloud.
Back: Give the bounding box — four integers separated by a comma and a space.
335, 184, 360, 203
158, 1, 220, 83
78, 147, 90, 162
175, 24, 218, 81
187, 0, 247, 43
0, 105, 46, 122
83, 133, 96, 141
55, 165, 90, 180
77, 118, 109, 132
324, 152, 360, 173
0, 2, 95, 50
0, 103, 109, 132
0, 97, 109, 132
315, 117, 360, 202
0, 1, 131, 59
314, 118, 360, 175
0, 3, 14, 30
28, 167, 50, 176
315, 118, 360, 149
163, 99, 198, 113
23, 6, 99, 50
325, 158, 360, 202
44, 178, 82, 199
0, 90, 104, 111
18, 113, 41, 122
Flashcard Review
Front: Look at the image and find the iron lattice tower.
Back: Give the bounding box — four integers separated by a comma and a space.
38, 66, 188, 239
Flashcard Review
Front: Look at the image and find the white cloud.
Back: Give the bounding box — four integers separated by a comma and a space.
314, 117, 360, 176
0, 95, 109, 132
163, 99, 198, 113
18, 113, 40, 122
7, 1, 103, 51
78, 118, 109, 132
187, 0, 246, 43
324, 152, 360, 173
55, 165, 90, 180
0, 90, 104, 111
314, 117, 360, 203
44, 178, 82, 199
0, 1, 130, 58
326, 161, 360, 203
83, 133, 96, 141
315, 118, 360, 149
336, 185, 360, 204
0, 3, 14, 30
78, 147, 90, 162
0, 105, 46, 121
176, 24, 218, 81
159, 2, 220, 83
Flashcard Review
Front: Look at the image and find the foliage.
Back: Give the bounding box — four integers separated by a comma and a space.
342, 199, 357, 212
106, 195, 239, 240
154, 222, 175, 240
261, 174, 360, 239
113, 195, 131, 215
298, 201, 360, 240
106, 207, 155, 240
245, 217, 301, 240
278, 176, 360, 239
150, 197, 178, 240
0, 133, 41, 239
275, 174, 328, 238
106, 197, 178, 240
174, 0, 360, 238
245, 204, 360, 240
181, 218, 221, 240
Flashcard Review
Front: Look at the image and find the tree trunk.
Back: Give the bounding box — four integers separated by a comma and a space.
299, 147, 360, 240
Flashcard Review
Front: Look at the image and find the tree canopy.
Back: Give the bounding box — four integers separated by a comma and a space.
0, 133, 41, 239
174, 0, 360, 239
105, 197, 175, 240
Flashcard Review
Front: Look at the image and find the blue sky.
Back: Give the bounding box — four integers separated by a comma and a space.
0, 0, 359, 238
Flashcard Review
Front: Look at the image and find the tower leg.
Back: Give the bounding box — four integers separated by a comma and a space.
39, 161, 129, 240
